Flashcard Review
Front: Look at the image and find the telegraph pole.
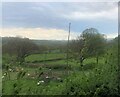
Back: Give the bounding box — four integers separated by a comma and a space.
67, 23, 71, 73
65, 23, 71, 90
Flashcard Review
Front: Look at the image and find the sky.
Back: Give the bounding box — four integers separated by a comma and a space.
1, 2, 118, 40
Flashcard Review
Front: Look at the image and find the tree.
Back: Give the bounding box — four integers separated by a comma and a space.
2, 37, 39, 64
70, 28, 106, 66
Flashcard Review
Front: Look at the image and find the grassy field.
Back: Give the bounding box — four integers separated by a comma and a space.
2, 52, 118, 95
25, 53, 67, 63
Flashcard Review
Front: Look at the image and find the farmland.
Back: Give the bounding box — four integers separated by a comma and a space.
2, 50, 118, 95
2, 30, 119, 96
25, 53, 67, 63
2, 2, 119, 96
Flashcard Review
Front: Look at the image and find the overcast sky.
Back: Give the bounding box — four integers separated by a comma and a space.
1, 2, 118, 40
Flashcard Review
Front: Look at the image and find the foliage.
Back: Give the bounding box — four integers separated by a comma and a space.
2, 37, 39, 64
70, 28, 106, 65
2, 32, 119, 96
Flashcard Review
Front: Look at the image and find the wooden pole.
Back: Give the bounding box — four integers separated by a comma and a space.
67, 23, 71, 74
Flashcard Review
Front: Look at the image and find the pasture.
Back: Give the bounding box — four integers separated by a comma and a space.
2, 34, 118, 96
2, 52, 110, 95
1, 2, 119, 96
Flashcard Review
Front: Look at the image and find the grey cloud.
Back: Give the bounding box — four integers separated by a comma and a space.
2, 2, 117, 33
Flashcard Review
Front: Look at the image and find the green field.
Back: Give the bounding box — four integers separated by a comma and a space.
3, 52, 113, 95
2, 36, 118, 96
25, 53, 67, 63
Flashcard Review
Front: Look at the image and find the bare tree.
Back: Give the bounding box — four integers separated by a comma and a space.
3, 37, 39, 64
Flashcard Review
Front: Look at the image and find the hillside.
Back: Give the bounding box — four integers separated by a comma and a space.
2, 37, 67, 46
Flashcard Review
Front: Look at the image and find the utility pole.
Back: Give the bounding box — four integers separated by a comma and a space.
67, 23, 71, 74
65, 23, 71, 90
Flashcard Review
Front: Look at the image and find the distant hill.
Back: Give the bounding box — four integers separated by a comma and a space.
32, 40, 67, 46
2, 37, 115, 46
2, 37, 67, 47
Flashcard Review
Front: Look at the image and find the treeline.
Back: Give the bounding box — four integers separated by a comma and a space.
2, 28, 118, 65
2, 37, 67, 53
2, 37, 39, 64
2, 37, 67, 64
2, 28, 119, 96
